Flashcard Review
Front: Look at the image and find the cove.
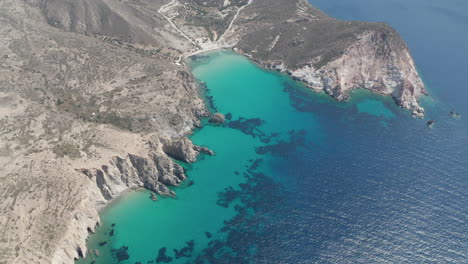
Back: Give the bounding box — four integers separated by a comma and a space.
77, 49, 467, 263
75, 50, 328, 264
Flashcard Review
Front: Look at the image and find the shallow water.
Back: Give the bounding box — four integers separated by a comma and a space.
77, 1, 468, 263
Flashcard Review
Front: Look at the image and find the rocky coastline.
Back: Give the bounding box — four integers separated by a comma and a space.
53, 133, 216, 262
234, 43, 426, 117
0, 0, 428, 263
224, 0, 427, 117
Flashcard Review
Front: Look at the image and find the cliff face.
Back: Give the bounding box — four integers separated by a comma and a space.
224, 0, 426, 116
78, 136, 215, 203
288, 30, 425, 116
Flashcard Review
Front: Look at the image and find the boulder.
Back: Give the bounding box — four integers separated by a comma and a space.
209, 113, 225, 124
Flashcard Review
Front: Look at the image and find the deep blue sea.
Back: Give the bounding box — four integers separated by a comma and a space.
78, 1, 467, 263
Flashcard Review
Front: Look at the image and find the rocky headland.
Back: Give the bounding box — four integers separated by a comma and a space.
0, 0, 426, 263
223, 0, 427, 116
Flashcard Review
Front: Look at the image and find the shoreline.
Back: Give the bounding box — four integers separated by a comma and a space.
95, 187, 147, 214
76, 46, 441, 264
186, 49, 422, 119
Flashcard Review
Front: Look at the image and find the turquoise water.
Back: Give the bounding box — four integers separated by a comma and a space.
77, 51, 406, 263
76, 51, 325, 264
353, 93, 395, 119
78, 1, 468, 262
76, 121, 261, 263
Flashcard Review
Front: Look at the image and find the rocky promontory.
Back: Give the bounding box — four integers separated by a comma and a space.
223, 0, 427, 116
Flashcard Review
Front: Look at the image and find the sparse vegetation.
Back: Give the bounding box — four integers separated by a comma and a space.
52, 143, 81, 159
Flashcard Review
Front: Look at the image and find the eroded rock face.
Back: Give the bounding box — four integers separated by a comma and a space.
79, 152, 184, 199
287, 31, 426, 116
161, 137, 215, 163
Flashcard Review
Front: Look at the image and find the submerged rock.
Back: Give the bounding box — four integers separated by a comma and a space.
98, 241, 107, 247
156, 247, 173, 263
112, 246, 130, 262
173, 240, 195, 259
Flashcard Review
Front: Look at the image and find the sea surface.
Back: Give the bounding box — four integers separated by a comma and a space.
77, 1, 468, 263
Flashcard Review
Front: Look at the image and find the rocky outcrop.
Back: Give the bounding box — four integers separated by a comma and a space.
48, 134, 207, 263
161, 137, 215, 163
193, 145, 215, 156
209, 113, 226, 123
193, 108, 212, 118
161, 137, 199, 163
286, 31, 426, 116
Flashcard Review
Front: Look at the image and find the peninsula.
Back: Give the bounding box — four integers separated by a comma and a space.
0, 0, 426, 263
